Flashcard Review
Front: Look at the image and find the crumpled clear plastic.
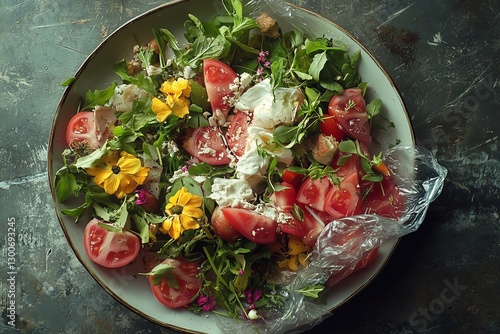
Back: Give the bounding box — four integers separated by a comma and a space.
216, 144, 447, 333
214, 1, 448, 333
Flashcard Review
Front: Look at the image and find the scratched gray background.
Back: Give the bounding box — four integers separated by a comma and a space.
0, 0, 499, 333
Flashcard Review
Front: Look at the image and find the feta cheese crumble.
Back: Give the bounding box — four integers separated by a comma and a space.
110, 84, 148, 112
209, 178, 255, 207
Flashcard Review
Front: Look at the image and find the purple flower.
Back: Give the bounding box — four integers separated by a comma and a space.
245, 289, 262, 305
257, 50, 269, 63
238, 268, 244, 276
197, 295, 215, 312
134, 189, 148, 205
181, 165, 189, 172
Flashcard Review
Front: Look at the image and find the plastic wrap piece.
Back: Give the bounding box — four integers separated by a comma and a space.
244, 0, 319, 38
216, 145, 447, 334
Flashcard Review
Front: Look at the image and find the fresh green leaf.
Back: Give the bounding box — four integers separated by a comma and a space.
295, 284, 325, 298
55, 167, 79, 202
309, 51, 327, 81
61, 77, 76, 87
147, 263, 180, 289
338, 140, 357, 154
74, 144, 108, 169
81, 82, 117, 111
366, 98, 382, 119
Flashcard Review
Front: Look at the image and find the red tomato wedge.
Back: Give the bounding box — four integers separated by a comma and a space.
226, 110, 251, 157
211, 206, 242, 242
83, 218, 140, 268
182, 126, 231, 165
325, 224, 379, 286
203, 58, 238, 116
271, 182, 297, 211
361, 175, 404, 219
148, 257, 201, 309
301, 205, 328, 246
281, 169, 304, 191
66, 111, 100, 151
271, 182, 309, 238
328, 88, 372, 144
353, 246, 379, 272
320, 114, 346, 141
323, 172, 361, 219
221, 207, 278, 244
296, 176, 332, 211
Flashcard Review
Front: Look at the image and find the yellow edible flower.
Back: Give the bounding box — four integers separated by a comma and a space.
151, 77, 191, 122
278, 236, 311, 271
160, 187, 203, 240
86, 151, 150, 199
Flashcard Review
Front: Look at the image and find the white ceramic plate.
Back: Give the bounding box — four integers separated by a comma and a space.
48, 0, 414, 333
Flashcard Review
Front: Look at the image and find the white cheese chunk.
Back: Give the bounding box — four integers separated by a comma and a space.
209, 178, 255, 207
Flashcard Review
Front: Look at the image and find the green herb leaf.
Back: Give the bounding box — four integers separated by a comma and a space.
338, 140, 357, 154
309, 51, 327, 81
61, 77, 76, 87
81, 82, 117, 111
366, 98, 382, 119
148, 263, 180, 289
295, 284, 325, 298
74, 144, 108, 169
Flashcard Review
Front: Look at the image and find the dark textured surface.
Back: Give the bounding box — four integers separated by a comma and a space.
1, 0, 498, 333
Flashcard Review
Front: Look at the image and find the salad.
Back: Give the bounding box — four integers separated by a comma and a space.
55, 0, 405, 327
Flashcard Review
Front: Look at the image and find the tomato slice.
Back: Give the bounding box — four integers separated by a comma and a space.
328, 88, 372, 144
296, 176, 332, 211
211, 206, 242, 242
325, 224, 379, 286
203, 58, 238, 116
221, 207, 278, 244
271, 182, 309, 238
281, 169, 304, 191
182, 126, 231, 165
301, 205, 328, 246
271, 182, 297, 211
320, 114, 346, 141
83, 218, 140, 268
148, 258, 201, 309
361, 175, 404, 219
353, 246, 379, 272
66, 111, 100, 151
225, 110, 251, 157
323, 172, 361, 219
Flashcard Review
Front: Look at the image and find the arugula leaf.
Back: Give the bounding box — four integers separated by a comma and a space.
61, 77, 76, 86
137, 46, 155, 69
74, 144, 107, 169
60, 192, 93, 221
186, 35, 228, 68
295, 284, 325, 298
81, 82, 117, 111
270, 57, 287, 89
115, 60, 156, 94
131, 212, 164, 243
304, 38, 348, 54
